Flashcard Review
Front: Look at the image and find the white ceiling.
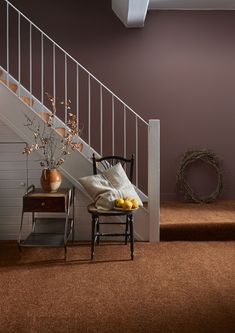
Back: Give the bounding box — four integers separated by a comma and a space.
149, 0, 235, 10
112, 0, 235, 28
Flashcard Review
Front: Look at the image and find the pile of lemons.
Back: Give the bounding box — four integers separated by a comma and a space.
115, 197, 139, 210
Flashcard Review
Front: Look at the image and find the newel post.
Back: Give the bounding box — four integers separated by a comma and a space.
148, 119, 160, 242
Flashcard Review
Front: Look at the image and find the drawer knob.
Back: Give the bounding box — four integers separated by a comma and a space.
41, 202, 46, 207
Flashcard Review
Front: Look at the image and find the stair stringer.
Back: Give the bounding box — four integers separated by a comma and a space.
0, 82, 150, 241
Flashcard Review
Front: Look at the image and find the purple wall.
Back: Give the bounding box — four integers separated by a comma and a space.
5, 1, 235, 200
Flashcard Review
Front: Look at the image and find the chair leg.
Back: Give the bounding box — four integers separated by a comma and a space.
72, 219, 75, 243
64, 245, 67, 261
129, 214, 134, 260
91, 215, 96, 260
96, 218, 100, 245
125, 215, 129, 245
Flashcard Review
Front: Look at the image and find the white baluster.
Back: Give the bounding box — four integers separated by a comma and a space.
135, 116, 138, 187
123, 105, 126, 159
41, 33, 44, 105
88, 74, 91, 146
6, 1, 9, 85
53, 43, 56, 101
76, 64, 79, 131
112, 95, 115, 155
29, 23, 32, 104
18, 12, 21, 97
65, 54, 67, 123
100, 84, 103, 156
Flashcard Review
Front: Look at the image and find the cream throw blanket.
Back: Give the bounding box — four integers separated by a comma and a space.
79, 163, 143, 210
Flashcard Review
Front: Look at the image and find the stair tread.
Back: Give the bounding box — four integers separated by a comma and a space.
55, 127, 66, 136
20, 95, 34, 106
0, 78, 18, 93
37, 112, 50, 122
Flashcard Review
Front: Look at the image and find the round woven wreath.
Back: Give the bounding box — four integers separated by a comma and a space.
176, 149, 223, 203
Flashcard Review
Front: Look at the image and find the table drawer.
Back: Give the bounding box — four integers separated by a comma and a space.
23, 196, 66, 212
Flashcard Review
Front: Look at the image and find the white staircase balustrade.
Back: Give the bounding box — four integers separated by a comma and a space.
0, 0, 160, 242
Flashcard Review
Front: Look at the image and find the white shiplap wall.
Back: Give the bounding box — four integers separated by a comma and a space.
0, 119, 92, 240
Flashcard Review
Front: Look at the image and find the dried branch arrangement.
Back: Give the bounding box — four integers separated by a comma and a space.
176, 149, 223, 203
23, 93, 83, 169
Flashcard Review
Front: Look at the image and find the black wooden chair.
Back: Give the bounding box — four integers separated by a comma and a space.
88, 153, 136, 260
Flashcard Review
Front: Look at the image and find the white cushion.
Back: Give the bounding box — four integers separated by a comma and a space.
79, 163, 143, 210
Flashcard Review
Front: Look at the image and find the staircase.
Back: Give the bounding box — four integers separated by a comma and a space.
0, 0, 160, 241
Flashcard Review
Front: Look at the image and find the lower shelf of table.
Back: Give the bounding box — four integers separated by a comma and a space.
19, 217, 73, 247
20, 232, 67, 247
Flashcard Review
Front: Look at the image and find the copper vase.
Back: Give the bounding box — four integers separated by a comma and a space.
40, 169, 62, 192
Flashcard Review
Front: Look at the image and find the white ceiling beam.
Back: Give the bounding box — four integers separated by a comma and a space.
112, 0, 235, 29
112, 0, 150, 28
148, 0, 235, 10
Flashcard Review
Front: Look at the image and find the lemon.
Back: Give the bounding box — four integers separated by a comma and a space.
123, 200, 133, 210
131, 198, 138, 203
131, 199, 139, 209
115, 197, 124, 207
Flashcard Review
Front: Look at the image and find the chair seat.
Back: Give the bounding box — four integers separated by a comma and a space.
87, 203, 138, 216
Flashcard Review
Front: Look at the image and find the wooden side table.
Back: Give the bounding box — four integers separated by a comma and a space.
18, 185, 75, 259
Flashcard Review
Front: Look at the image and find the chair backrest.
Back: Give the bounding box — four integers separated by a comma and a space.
92, 154, 134, 183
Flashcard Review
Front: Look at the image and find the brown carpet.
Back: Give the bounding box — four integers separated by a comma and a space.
0, 241, 235, 333
160, 201, 235, 241
160, 201, 235, 224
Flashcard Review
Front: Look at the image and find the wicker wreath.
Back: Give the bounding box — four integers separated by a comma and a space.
176, 149, 223, 203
